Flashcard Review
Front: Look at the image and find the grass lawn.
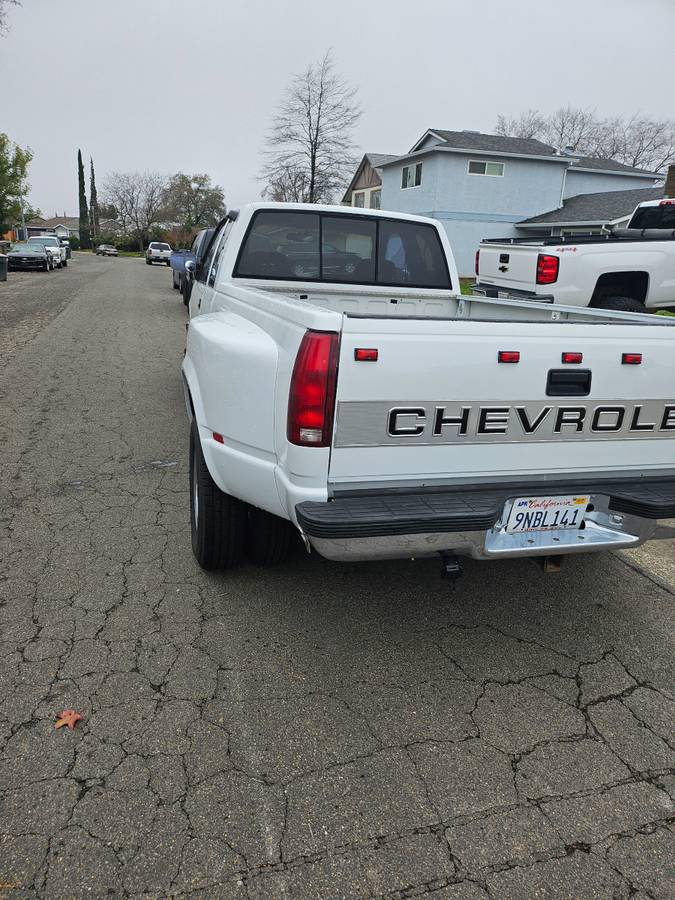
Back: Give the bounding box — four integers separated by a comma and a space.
459, 278, 476, 295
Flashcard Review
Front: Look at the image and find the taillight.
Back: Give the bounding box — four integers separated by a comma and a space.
498, 351, 520, 363
475, 249, 480, 276
659, 199, 675, 206
622, 353, 642, 365
536, 254, 559, 285
561, 352, 583, 364
288, 331, 340, 446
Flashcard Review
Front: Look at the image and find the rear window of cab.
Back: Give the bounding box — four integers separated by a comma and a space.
233, 210, 451, 289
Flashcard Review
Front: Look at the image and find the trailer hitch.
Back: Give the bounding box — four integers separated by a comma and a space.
439, 552, 463, 588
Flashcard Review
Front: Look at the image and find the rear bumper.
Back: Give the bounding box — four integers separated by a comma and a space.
296, 480, 675, 561
474, 282, 554, 303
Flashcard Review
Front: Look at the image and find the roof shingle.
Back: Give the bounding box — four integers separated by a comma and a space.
519, 187, 664, 225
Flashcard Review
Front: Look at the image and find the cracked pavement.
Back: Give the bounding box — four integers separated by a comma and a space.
0, 256, 673, 898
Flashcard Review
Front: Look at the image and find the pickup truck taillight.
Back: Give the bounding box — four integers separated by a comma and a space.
536, 254, 559, 285
288, 330, 340, 447
475, 249, 480, 276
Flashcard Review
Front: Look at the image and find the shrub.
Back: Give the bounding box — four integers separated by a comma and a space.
68, 234, 81, 250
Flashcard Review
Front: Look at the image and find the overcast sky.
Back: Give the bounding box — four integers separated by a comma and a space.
3, 0, 674, 216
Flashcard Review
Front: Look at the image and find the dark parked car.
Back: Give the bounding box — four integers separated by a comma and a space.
174, 228, 215, 306
7, 243, 52, 272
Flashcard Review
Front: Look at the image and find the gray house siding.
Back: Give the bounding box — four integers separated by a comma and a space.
563, 169, 656, 198
380, 153, 566, 275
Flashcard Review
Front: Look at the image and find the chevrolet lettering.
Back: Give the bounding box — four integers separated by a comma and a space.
182, 202, 675, 573
332, 400, 675, 447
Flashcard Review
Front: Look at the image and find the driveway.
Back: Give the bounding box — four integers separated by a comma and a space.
0, 257, 673, 898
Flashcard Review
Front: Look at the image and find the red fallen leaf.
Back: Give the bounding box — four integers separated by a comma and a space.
55, 709, 84, 731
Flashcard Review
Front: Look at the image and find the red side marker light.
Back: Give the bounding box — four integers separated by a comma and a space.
498, 351, 520, 364
562, 352, 583, 364
354, 348, 378, 362
213, 432, 225, 444
622, 353, 642, 365
659, 199, 675, 206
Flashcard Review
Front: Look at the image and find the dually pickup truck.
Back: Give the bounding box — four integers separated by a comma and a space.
475, 197, 675, 312
182, 203, 675, 575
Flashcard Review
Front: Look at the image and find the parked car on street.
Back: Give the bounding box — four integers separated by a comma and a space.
475, 197, 675, 312
7, 243, 52, 272
59, 239, 72, 260
27, 234, 67, 268
173, 228, 215, 306
170, 248, 191, 291
145, 241, 172, 265
96, 244, 119, 256
182, 203, 675, 576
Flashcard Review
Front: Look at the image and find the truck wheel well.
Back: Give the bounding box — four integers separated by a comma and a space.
591, 271, 648, 307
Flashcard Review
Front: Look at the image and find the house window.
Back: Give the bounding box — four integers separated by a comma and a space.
353, 191, 365, 208
401, 163, 423, 189
369, 190, 381, 209
468, 160, 505, 177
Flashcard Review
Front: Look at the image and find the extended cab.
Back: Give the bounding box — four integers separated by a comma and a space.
475, 198, 675, 312
182, 203, 675, 574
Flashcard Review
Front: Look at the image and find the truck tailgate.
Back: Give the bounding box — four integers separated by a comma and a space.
329, 316, 675, 488
478, 243, 540, 291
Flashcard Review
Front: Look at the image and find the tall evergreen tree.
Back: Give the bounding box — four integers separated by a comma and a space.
89, 157, 100, 240
77, 149, 91, 249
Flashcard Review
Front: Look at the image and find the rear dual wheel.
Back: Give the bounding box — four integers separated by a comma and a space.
189, 420, 295, 570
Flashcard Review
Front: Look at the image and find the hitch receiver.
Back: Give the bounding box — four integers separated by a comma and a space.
439, 552, 463, 585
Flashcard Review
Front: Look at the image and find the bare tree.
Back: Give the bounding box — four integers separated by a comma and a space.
261, 167, 310, 202
103, 171, 169, 250
0, 0, 19, 35
495, 110, 546, 140
495, 106, 674, 172
260, 51, 361, 204
592, 114, 675, 173
542, 106, 598, 153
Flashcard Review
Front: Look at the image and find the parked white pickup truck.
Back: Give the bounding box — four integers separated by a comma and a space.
27, 234, 67, 268
475, 198, 675, 312
182, 203, 675, 576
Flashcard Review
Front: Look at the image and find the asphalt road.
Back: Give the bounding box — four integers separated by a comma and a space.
1, 256, 673, 899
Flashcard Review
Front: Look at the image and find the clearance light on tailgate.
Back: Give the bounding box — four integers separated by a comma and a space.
288, 330, 340, 447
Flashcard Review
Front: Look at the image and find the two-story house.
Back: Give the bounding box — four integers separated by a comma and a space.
352, 129, 660, 274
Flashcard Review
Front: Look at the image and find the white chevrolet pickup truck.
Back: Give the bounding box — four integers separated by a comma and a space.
475, 198, 675, 312
182, 203, 675, 576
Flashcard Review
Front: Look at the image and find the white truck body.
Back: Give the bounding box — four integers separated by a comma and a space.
146, 241, 172, 265
475, 198, 675, 311
182, 203, 675, 568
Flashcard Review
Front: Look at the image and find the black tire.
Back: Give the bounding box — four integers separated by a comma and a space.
592, 295, 644, 313
62, 259, 67, 267
44, 262, 49, 271
146, 259, 152, 266
246, 506, 295, 566
189, 420, 246, 570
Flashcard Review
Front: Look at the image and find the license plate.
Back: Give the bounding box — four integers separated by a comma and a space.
505, 495, 590, 533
